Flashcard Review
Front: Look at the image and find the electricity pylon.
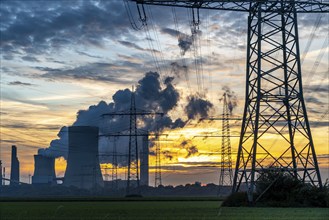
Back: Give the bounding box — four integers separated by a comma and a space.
103, 88, 163, 194
129, 0, 328, 203
154, 133, 162, 187
112, 137, 118, 190
219, 93, 233, 188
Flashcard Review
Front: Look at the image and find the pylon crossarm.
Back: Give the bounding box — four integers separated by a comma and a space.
132, 1, 329, 13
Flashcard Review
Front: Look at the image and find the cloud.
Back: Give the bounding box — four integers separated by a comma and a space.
1, 90, 48, 108
118, 40, 145, 51
21, 56, 40, 62
186, 145, 198, 158
304, 85, 329, 94
185, 95, 213, 120
76, 51, 102, 59
0, 1, 132, 57
161, 27, 200, 56
305, 96, 324, 105
170, 62, 188, 79
309, 121, 329, 128
177, 140, 199, 158
8, 81, 35, 86
160, 27, 182, 38
34, 62, 141, 84
118, 40, 160, 54
1, 122, 60, 131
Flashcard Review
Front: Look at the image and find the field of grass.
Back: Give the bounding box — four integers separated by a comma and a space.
1, 200, 328, 220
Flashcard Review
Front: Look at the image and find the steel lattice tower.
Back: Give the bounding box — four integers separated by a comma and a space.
127, 90, 139, 192
154, 134, 162, 187
219, 93, 233, 187
103, 88, 163, 194
111, 137, 118, 190
130, 0, 329, 202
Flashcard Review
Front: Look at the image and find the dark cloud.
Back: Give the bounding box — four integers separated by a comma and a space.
170, 62, 188, 79
35, 62, 141, 84
185, 95, 213, 120
118, 40, 160, 54
134, 72, 180, 115
76, 51, 102, 59
118, 40, 145, 51
305, 96, 324, 105
8, 81, 34, 86
0, 1, 132, 57
172, 118, 185, 129
1, 122, 60, 131
161, 27, 182, 38
309, 121, 329, 128
177, 139, 199, 158
186, 145, 198, 158
178, 34, 194, 56
161, 26, 201, 56
304, 85, 329, 93
162, 150, 173, 160
21, 56, 40, 62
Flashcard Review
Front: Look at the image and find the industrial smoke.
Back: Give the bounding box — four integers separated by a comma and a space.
38, 71, 214, 165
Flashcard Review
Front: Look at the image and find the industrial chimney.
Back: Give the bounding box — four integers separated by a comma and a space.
64, 126, 104, 189
10, 145, 19, 185
140, 135, 149, 186
32, 155, 56, 185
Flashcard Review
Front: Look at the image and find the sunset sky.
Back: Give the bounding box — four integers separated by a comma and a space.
0, 0, 328, 186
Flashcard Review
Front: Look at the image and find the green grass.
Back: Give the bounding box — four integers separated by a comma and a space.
0, 201, 220, 220
219, 207, 329, 220
1, 200, 328, 220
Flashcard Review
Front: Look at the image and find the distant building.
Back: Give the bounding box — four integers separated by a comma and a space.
64, 126, 104, 189
140, 135, 149, 186
32, 154, 57, 185
10, 145, 19, 185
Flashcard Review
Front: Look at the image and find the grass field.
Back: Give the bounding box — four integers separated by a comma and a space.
1, 200, 328, 220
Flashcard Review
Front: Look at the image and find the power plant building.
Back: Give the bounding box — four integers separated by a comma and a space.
140, 135, 149, 186
64, 126, 104, 189
32, 155, 56, 185
10, 145, 19, 185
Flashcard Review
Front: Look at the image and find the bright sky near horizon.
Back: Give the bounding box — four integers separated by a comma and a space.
0, 0, 328, 186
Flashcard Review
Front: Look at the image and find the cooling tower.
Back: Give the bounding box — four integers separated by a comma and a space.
140, 135, 149, 186
10, 145, 19, 185
32, 155, 56, 185
64, 126, 104, 189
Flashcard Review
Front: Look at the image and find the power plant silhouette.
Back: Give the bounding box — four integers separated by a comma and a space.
64, 126, 104, 189
32, 155, 56, 185
29, 126, 149, 190
10, 145, 19, 186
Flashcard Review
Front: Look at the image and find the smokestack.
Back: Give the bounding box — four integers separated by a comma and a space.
64, 126, 104, 189
32, 155, 56, 185
10, 145, 19, 185
140, 135, 149, 186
